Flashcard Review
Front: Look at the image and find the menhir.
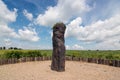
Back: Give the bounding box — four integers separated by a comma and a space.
51, 22, 66, 72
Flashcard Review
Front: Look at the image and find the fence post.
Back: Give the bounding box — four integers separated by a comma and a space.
42, 56, 44, 61
98, 58, 101, 64
119, 61, 120, 67
94, 58, 97, 63
26, 57, 30, 62
0, 59, 1, 65
91, 58, 94, 63
35, 57, 38, 61
72, 57, 79, 61
0, 59, 3, 65
112, 60, 115, 66
114, 60, 118, 67
79, 58, 82, 62
101, 59, 104, 64
8, 58, 12, 64
84, 58, 88, 62
104, 59, 109, 65
88, 58, 92, 63
45, 57, 47, 60
21, 57, 26, 62
48, 56, 50, 60
3, 59, 5, 64
31, 57, 35, 61
11, 58, 14, 64
81, 58, 84, 62
65, 56, 74, 61
116, 60, 119, 67
14, 58, 18, 63
65, 56, 69, 61
49, 56, 52, 60
39, 57, 42, 61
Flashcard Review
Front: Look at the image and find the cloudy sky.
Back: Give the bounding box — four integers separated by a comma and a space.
0, 0, 120, 50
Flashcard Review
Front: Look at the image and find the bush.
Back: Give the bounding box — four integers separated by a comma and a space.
4, 50, 22, 59
3, 50, 43, 59
0, 50, 120, 60
23, 50, 42, 57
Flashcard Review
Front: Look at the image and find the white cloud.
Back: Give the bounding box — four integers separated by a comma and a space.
23, 9, 33, 21
95, 36, 120, 50
0, 0, 18, 38
72, 44, 84, 50
18, 27, 39, 42
65, 17, 83, 38
35, 0, 91, 27
4, 38, 12, 46
66, 14, 120, 49
0, 0, 17, 24
66, 44, 84, 50
66, 45, 70, 50
0, 0, 39, 42
0, 24, 19, 38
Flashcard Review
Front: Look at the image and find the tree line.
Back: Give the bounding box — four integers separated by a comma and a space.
0, 47, 22, 50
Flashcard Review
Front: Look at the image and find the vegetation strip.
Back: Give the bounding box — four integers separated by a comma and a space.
0, 50, 120, 67
0, 50, 120, 60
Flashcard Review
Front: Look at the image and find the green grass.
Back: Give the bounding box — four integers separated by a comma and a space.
0, 50, 120, 60
66, 50, 120, 60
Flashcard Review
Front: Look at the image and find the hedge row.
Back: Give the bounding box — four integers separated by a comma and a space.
0, 50, 120, 60
0, 50, 52, 59
66, 50, 120, 60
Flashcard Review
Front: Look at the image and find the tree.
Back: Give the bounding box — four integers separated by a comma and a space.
3, 46, 6, 50
9, 47, 13, 50
0, 47, 2, 50
14, 47, 18, 50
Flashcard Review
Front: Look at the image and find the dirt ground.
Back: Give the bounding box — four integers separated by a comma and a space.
0, 61, 120, 80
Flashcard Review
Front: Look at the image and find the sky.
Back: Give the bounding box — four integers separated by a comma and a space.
0, 0, 120, 50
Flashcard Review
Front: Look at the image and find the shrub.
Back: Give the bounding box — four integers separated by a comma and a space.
25, 50, 42, 57
4, 50, 22, 59
0, 50, 120, 60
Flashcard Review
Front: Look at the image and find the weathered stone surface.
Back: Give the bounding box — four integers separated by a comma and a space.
51, 22, 66, 72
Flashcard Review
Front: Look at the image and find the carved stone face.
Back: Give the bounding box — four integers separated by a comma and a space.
53, 23, 66, 34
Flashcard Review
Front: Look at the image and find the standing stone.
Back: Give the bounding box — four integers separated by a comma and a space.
51, 22, 66, 72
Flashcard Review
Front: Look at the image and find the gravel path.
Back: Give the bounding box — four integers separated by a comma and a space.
0, 61, 120, 80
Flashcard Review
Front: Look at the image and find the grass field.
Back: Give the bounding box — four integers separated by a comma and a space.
0, 50, 120, 60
